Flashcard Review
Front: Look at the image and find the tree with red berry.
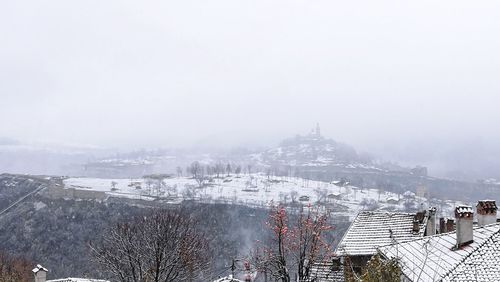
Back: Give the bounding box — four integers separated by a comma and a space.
252, 205, 334, 282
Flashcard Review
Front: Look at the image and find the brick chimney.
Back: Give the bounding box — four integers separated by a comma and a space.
476, 200, 497, 226
415, 211, 425, 223
425, 207, 437, 236
32, 264, 48, 282
412, 211, 426, 234
412, 219, 420, 233
455, 206, 474, 248
446, 219, 455, 232
439, 217, 446, 233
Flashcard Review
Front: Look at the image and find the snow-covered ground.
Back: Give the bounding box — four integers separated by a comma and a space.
63, 174, 462, 220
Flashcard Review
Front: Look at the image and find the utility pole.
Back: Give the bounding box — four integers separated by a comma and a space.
231, 259, 236, 279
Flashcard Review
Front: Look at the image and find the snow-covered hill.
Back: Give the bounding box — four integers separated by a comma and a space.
253, 131, 367, 167
62, 174, 460, 219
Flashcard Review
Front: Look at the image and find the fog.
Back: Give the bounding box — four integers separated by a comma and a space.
1, 1, 500, 179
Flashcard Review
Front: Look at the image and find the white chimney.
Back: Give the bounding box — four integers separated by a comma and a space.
455, 206, 474, 248
425, 207, 437, 236
476, 200, 497, 226
32, 264, 48, 282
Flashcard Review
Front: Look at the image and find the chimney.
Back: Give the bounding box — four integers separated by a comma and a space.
439, 217, 446, 233
425, 207, 437, 236
415, 211, 425, 223
476, 200, 497, 226
455, 206, 474, 248
446, 219, 455, 232
412, 219, 420, 233
32, 264, 48, 282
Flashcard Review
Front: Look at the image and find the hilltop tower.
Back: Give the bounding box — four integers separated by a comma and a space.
315, 123, 321, 137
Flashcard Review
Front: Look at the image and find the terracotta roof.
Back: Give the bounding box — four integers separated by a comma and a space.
379, 223, 500, 282
336, 211, 427, 256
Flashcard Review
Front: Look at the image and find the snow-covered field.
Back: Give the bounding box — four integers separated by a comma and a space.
63, 174, 461, 219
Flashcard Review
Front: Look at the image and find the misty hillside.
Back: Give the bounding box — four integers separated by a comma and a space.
0, 174, 350, 279
79, 126, 401, 179
0, 170, 494, 279
252, 126, 372, 168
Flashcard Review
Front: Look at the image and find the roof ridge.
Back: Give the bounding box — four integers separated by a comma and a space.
441, 224, 500, 280
359, 210, 418, 216
381, 222, 500, 249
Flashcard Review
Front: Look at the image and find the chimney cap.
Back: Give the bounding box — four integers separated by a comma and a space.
476, 200, 497, 211
455, 206, 473, 217
32, 264, 48, 273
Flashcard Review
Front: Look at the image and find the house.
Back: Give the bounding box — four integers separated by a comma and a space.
378, 201, 500, 281
386, 196, 400, 205
327, 192, 342, 202
212, 275, 245, 282
32, 264, 109, 282
299, 195, 310, 202
335, 209, 436, 274
47, 279, 110, 282
415, 185, 429, 199
411, 166, 428, 177
33, 265, 48, 282
304, 257, 344, 282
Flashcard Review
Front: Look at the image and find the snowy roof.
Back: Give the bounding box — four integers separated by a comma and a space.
455, 205, 473, 215
379, 223, 500, 282
32, 264, 48, 273
212, 276, 244, 282
305, 259, 344, 282
47, 279, 109, 282
336, 211, 427, 256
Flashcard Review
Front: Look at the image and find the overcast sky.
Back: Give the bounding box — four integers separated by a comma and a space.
1, 0, 499, 156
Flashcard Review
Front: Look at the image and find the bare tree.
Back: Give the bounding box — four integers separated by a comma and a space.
194, 168, 206, 188
145, 178, 154, 195
290, 190, 298, 203
314, 188, 328, 204
176, 166, 183, 177
182, 184, 198, 199
205, 165, 213, 178
90, 209, 210, 282
0, 251, 32, 282
214, 162, 224, 178
266, 167, 272, 180
235, 165, 242, 177
226, 163, 232, 177
252, 206, 334, 282
188, 161, 202, 179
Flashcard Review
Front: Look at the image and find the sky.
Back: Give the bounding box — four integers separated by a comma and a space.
1, 0, 500, 169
